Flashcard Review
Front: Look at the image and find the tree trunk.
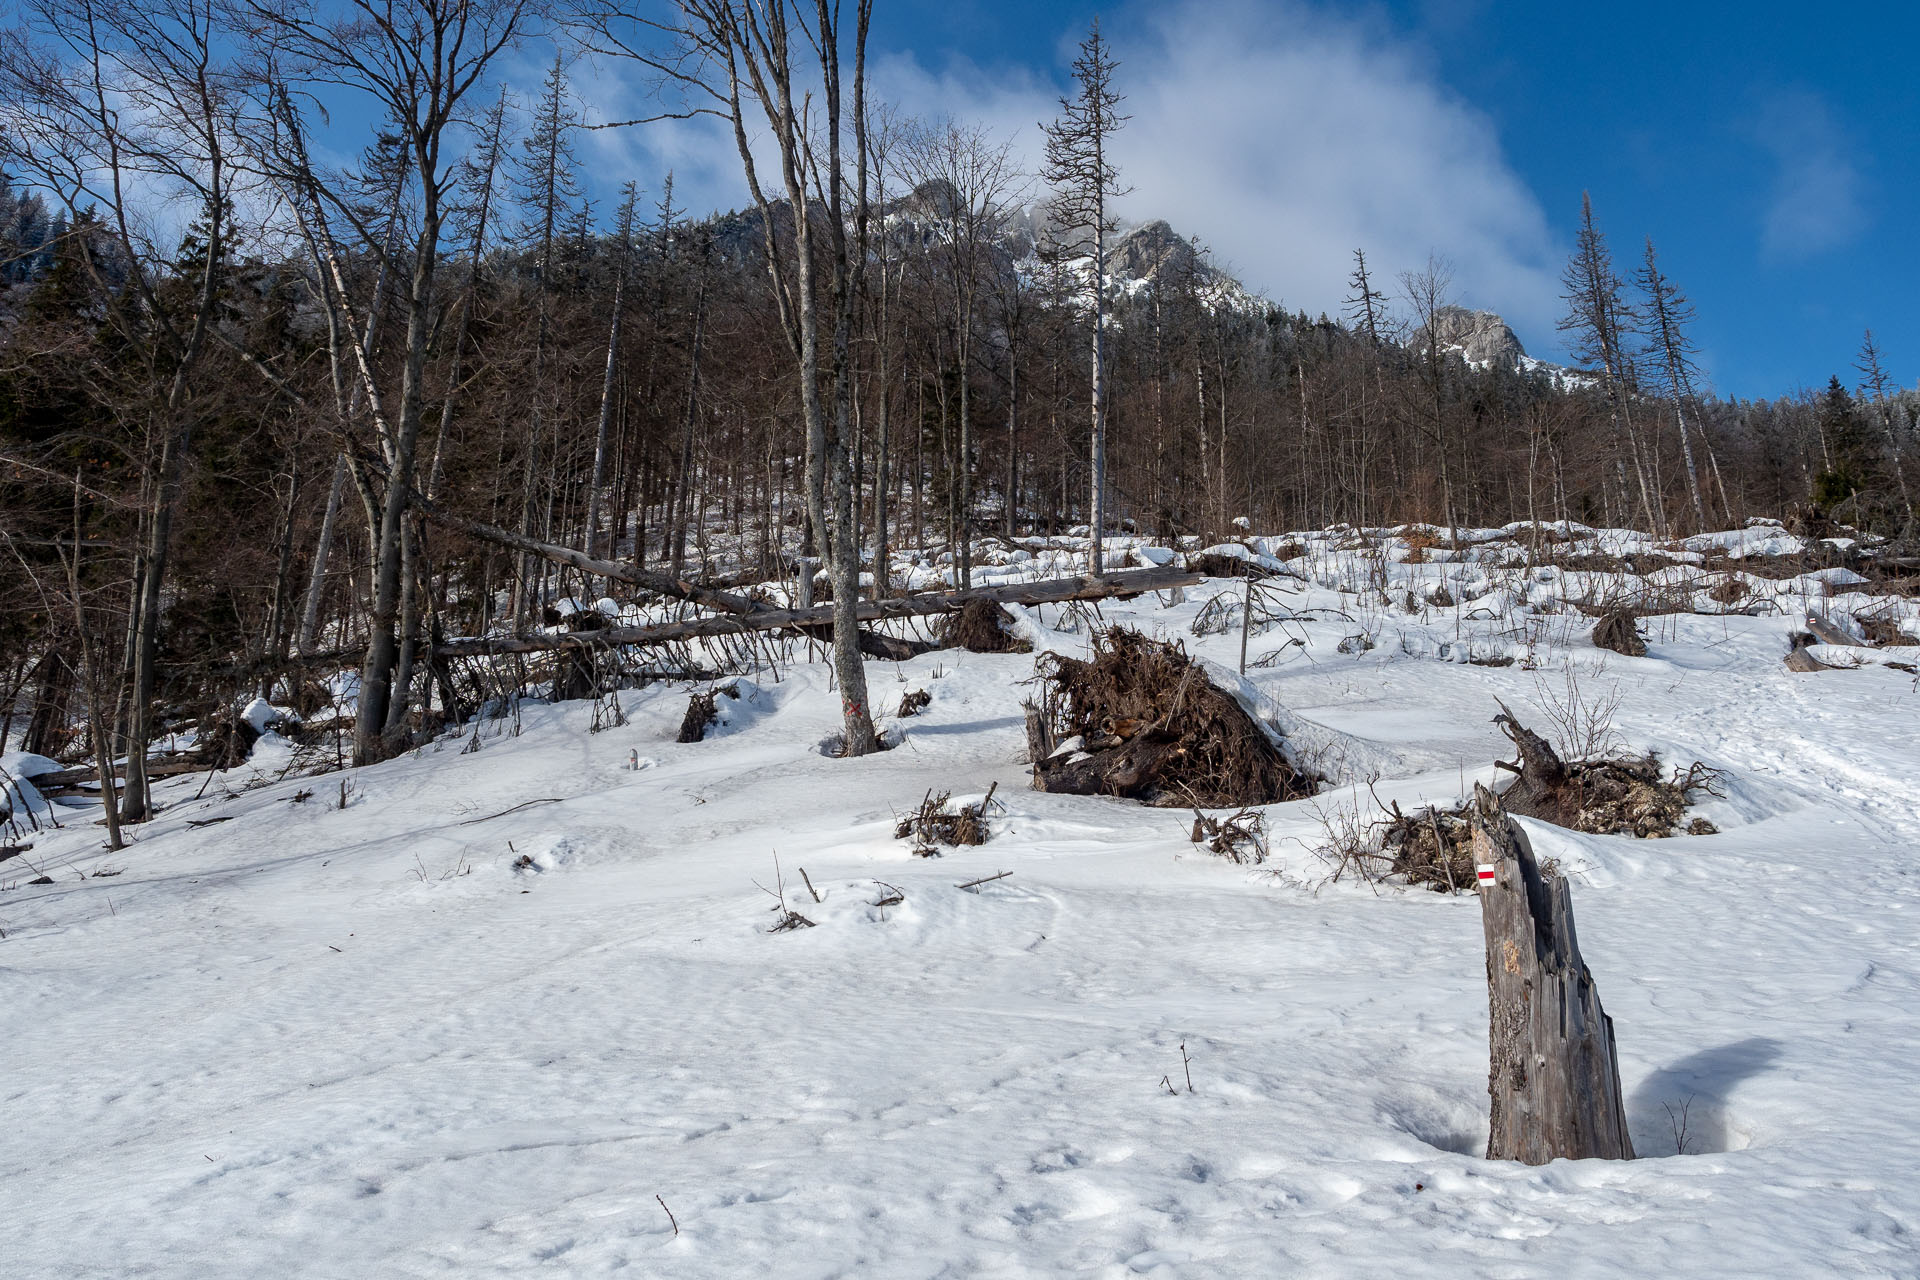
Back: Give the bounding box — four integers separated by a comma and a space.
1471, 783, 1634, 1164
1089, 217, 1108, 573
120, 418, 191, 823
298, 455, 350, 653
355, 210, 441, 766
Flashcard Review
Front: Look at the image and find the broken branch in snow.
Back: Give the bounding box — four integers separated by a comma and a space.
895, 784, 997, 857
1188, 808, 1268, 864
455, 798, 564, 826
955, 870, 1012, 892
757, 852, 816, 932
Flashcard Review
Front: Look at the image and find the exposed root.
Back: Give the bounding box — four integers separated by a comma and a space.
939, 599, 1031, 654
1189, 808, 1268, 864
1381, 803, 1477, 893
1380, 708, 1723, 893
1028, 627, 1315, 808
1592, 610, 1648, 657
1858, 611, 1918, 647
1492, 701, 1720, 838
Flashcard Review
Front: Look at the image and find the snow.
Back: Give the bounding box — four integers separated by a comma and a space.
1681, 527, 1811, 559
6, 531, 1920, 1276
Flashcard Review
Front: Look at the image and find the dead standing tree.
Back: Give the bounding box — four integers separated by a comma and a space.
1041, 18, 1128, 574
604, 0, 882, 755
1470, 783, 1634, 1163
1635, 238, 1713, 532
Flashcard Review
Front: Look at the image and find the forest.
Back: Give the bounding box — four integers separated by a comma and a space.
2, 0, 1914, 794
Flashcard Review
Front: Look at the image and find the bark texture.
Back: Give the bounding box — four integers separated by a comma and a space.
1472, 783, 1634, 1164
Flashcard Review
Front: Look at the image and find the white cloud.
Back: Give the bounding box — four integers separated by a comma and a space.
567, 1, 1566, 345
1754, 88, 1867, 261
877, 0, 1563, 344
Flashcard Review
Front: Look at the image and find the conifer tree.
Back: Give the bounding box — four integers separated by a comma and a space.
1634, 238, 1711, 530
1042, 19, 1129, 572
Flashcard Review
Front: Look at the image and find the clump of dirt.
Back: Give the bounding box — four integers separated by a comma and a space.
894, 784, 996, 857
939, 598, 1030, 654
1026, 627, 1315, 808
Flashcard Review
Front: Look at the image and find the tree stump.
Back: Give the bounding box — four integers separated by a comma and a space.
1784, 644, 1832, 673
677, 690, 719, 743
1022, 701, 1056, 771
1592, 610, 1647, 657
1491, 700, 1579, 826
1471, 783, 1634, 1163
1803, 613, 1855, 647
552, 611, 607, 702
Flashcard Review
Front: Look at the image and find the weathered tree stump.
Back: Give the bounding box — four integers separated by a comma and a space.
1592, 610, 1647, 657
1471, 783, 1634, 1163
552, 611, 607, 702
677, 690, 719, 743
1032, 725, 1183, 797
1023, 702, 1056, 776
1784, 644, 1832, 673
1803, 613, 1855, 647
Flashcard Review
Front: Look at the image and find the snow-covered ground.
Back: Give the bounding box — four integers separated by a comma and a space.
6, 527, 1920, 1277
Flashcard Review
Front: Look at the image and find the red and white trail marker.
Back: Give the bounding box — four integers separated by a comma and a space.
1476, 863, 1497, 888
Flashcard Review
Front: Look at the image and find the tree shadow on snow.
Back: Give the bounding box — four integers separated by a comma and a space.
1629, 1036, 1783, 1156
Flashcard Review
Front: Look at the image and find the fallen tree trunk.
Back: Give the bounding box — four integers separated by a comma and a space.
411, 491, 764, 616
33, 755, 211, 791
431, 568, 1202, 658
1472, 783, 1635, 1164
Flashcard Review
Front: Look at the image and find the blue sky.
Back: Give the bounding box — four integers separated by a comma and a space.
382, 0, 1910, 402
829, 0, 1915, 401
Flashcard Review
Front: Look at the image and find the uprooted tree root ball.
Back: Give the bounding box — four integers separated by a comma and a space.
1380, 704, 1722, 892
1025, 627, 1316, 808
939, 599, 1031, 654
1380, 804, 1481, 892
1493, 701, 1721, 837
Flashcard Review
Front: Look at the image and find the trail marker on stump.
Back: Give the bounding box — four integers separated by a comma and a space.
1471, 783, 1634, 1164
